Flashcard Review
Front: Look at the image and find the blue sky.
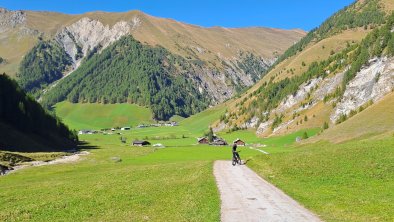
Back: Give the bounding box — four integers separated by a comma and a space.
1, 0, 355, 31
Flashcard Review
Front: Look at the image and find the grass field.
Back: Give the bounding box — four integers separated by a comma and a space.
2, 123, 393, 221
248, 136, 394, 222
55, 102, 154, 130
219, 128, 320, 148
2, 99, 394, 221
0, 129, 261, 221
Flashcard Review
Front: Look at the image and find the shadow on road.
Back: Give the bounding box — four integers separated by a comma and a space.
243, 159, 252, 165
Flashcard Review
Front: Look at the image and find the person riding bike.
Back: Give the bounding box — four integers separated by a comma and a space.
232, 143, 241, 165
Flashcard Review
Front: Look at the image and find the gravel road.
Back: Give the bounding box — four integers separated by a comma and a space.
214, 161, 321, 222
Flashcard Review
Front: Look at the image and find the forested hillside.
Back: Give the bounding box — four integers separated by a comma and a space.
0, 74, 77, 151
42, 36, 210, 120
17, 41, 72, 94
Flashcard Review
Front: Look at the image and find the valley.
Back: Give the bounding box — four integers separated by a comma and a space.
1, 107, 393, 221
1, 0, 394, 221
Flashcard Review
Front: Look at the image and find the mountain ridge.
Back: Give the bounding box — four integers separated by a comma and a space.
0, 7, 305, 120
0, 7, 305, 77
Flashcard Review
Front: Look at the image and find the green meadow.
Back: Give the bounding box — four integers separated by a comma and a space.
55, 102, 154, 130
1, 103, 393, 221
0, 130, 261, 221
248, 136, 394, 222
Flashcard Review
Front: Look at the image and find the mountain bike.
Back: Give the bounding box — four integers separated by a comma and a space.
232, 151, 242, 166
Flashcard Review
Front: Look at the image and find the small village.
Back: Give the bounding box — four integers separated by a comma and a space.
79, 124, 247, 148
197, 136, 246, 147
78, 121, 179, 135
128, 136, 246, 148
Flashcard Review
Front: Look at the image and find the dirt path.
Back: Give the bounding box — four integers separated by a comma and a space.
214, 161, 321, 222
2, 151, 90, 176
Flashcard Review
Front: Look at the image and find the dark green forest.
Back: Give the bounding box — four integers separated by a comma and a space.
42, 36, 210, 120
17, 41, 72, 94
0, 74, 77, 152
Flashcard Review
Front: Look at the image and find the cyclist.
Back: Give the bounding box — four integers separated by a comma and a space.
232, 143, 241, 164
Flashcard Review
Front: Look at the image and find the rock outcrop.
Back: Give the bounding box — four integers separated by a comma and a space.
331, 57, 394, 122
0, 8, 26, 32
248, 56, 393, 135
55, 17, 140, 69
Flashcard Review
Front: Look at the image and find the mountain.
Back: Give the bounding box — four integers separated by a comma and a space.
0, 73, 77, 152
215, 0, 394, 141
0, 8, 305, 120
41, 36, 210, 120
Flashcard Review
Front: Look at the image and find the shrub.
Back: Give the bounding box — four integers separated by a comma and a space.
323, 122, 329, 130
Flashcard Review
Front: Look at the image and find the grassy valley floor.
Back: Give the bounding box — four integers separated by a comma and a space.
1, 103, 393, 221
0, 129, 261, 221
248, 136, 394, 222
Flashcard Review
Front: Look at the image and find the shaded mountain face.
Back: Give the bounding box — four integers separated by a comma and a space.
0, 74, 77, 152
216, 0, 394, 138
0, 8, 305, 120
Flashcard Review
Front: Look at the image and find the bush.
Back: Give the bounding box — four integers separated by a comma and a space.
323, 122, 329, 130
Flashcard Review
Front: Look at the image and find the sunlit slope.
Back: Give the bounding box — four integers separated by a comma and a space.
180, 103, 227, 135
25, 10, 305, 60
215, 0, 394, 138
0, 9, 305, 77
55, 102, 153, 130
314, 92, 394, 143
224, 28, 371, 113
0, 30, 38, 78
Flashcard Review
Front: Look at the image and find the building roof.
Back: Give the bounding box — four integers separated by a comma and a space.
198, 137, 208, 141
233, 138, 245, 143
133, 140, 150, 144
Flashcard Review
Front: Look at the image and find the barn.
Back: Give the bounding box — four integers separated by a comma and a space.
197, 137, 209, 144
132, 140, 151, 146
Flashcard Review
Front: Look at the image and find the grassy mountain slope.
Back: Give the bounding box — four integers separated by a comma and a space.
55, 101, 153, 130
0, 8, 305, 121
315, 92, 394, 143
0, 74, 77, 152
26, 10, 305, 60
0, 9, 305, 77
0, 30, 38, 77
215, 0, 394, 140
